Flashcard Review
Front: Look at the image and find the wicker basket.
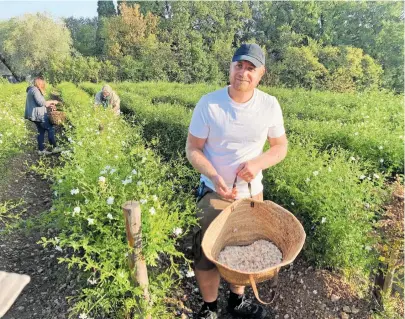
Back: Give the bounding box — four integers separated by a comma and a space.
48, 110, 66, 125
201, 198, 306, 303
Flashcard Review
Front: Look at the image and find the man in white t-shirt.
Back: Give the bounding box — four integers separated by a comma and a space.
186, 43, 288, 319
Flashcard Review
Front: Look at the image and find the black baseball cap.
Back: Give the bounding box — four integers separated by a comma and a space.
232, 43, 265, 67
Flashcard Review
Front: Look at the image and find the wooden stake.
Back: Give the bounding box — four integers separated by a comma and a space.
122, 201, 151, 318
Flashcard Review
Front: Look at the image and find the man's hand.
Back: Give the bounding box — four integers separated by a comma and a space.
236, 160, 261, 183
211, 175, 237, 199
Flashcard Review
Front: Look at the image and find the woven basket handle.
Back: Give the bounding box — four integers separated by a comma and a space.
249, 274, 277, 305
232, 175, 252, 198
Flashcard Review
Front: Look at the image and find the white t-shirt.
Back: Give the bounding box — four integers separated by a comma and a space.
189, 86, 285, 198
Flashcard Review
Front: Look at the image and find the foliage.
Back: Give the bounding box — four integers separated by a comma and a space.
64, 17, 98, 56
0, 13, 72, 78
36, 82, 198, 318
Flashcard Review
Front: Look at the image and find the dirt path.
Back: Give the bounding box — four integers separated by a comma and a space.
0, 123, 79, 319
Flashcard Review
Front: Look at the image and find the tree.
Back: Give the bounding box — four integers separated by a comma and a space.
0, 13, 72, 79
96, 0, 116, 56
64, 17, 98, 56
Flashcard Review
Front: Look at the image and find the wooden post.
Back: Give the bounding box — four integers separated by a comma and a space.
122, 201, 151, 319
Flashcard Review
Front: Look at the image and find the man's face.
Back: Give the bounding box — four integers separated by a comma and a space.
229, 60, 265, 92
102, 91, 110, 98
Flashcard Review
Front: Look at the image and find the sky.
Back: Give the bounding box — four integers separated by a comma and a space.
0, 0, 105, 21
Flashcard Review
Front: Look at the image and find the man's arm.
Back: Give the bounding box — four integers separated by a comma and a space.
237, 134, 288, 182
112, 96, 120, 114
186, 132, 236, 199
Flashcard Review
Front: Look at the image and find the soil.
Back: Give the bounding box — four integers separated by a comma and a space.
0, 124, 401, 319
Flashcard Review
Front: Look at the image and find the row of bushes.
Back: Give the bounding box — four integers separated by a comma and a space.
86, 81, 394, 281
36, 82, 198, 318
0, 83, 29, 166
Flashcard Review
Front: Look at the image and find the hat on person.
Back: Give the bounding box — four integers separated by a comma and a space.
232, 43, 265, 68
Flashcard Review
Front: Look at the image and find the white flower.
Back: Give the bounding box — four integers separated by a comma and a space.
173, 227, 183, 236
305, 177, 311, 183
87, 218, 94, 225
313, 171, 319, 176
142, 157, 146, 163
354, 132, 359, 136
107, 213, 113, 220
291, 202, 295, 206
350, 156, 356, 161
79, 314, 88, 319
365, 245, 372, 251
53, 191, 58, 197
77, 141, 83, 146
122, 177, 132, 185
71, 188, 79, 195
152, 195, 158, 201
74, 206, 81, 214
105, 165, 111, 170
338, 177, 343, 182
99, 176, 106, 183
131, 169, 138, 175
140, 199, 147, 204
373, 174, 380, 179
68, 137, 74, 143
55, 245, 63, 252
58, 179, 62, 184
186, 270, 195, 278
321, 217, 327, 224
137, 181, 142, 186
54, 237, 60, 243
149, 207, 156, 215
107, 197, 114, 205
85, 199, 89, 204
378, 146, 383, 150
100, 169, 107, 175
109, 168, 116, 174
87, 277, 97, 285
114, 155, 118, 159
359, 175, 366, 180
327, 167, 332, 172
379, 158, 384, 163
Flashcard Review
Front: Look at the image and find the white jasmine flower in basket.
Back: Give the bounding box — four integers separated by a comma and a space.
71, 188, 79, 195
99, 176, 106, 183
149, 207, 156, 215
173, 227, 183, 236
107, 213, 113, 220
87, 218, 95, 225
185, 270, 195, 278
107, 197, 114, 205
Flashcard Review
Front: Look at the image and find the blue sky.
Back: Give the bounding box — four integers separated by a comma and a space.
0, 1, 107, 21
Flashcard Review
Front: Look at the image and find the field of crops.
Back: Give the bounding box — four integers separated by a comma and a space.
1, 81, 403, 318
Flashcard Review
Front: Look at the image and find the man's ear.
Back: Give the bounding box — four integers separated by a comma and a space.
260, 66, 266, 76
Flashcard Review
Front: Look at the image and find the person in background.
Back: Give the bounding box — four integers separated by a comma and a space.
186, 43, 288, 319
24, 76, 62, 155
94, 84, 120, 115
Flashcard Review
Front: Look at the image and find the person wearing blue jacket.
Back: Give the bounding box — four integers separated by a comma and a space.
24, 76, 61, 155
